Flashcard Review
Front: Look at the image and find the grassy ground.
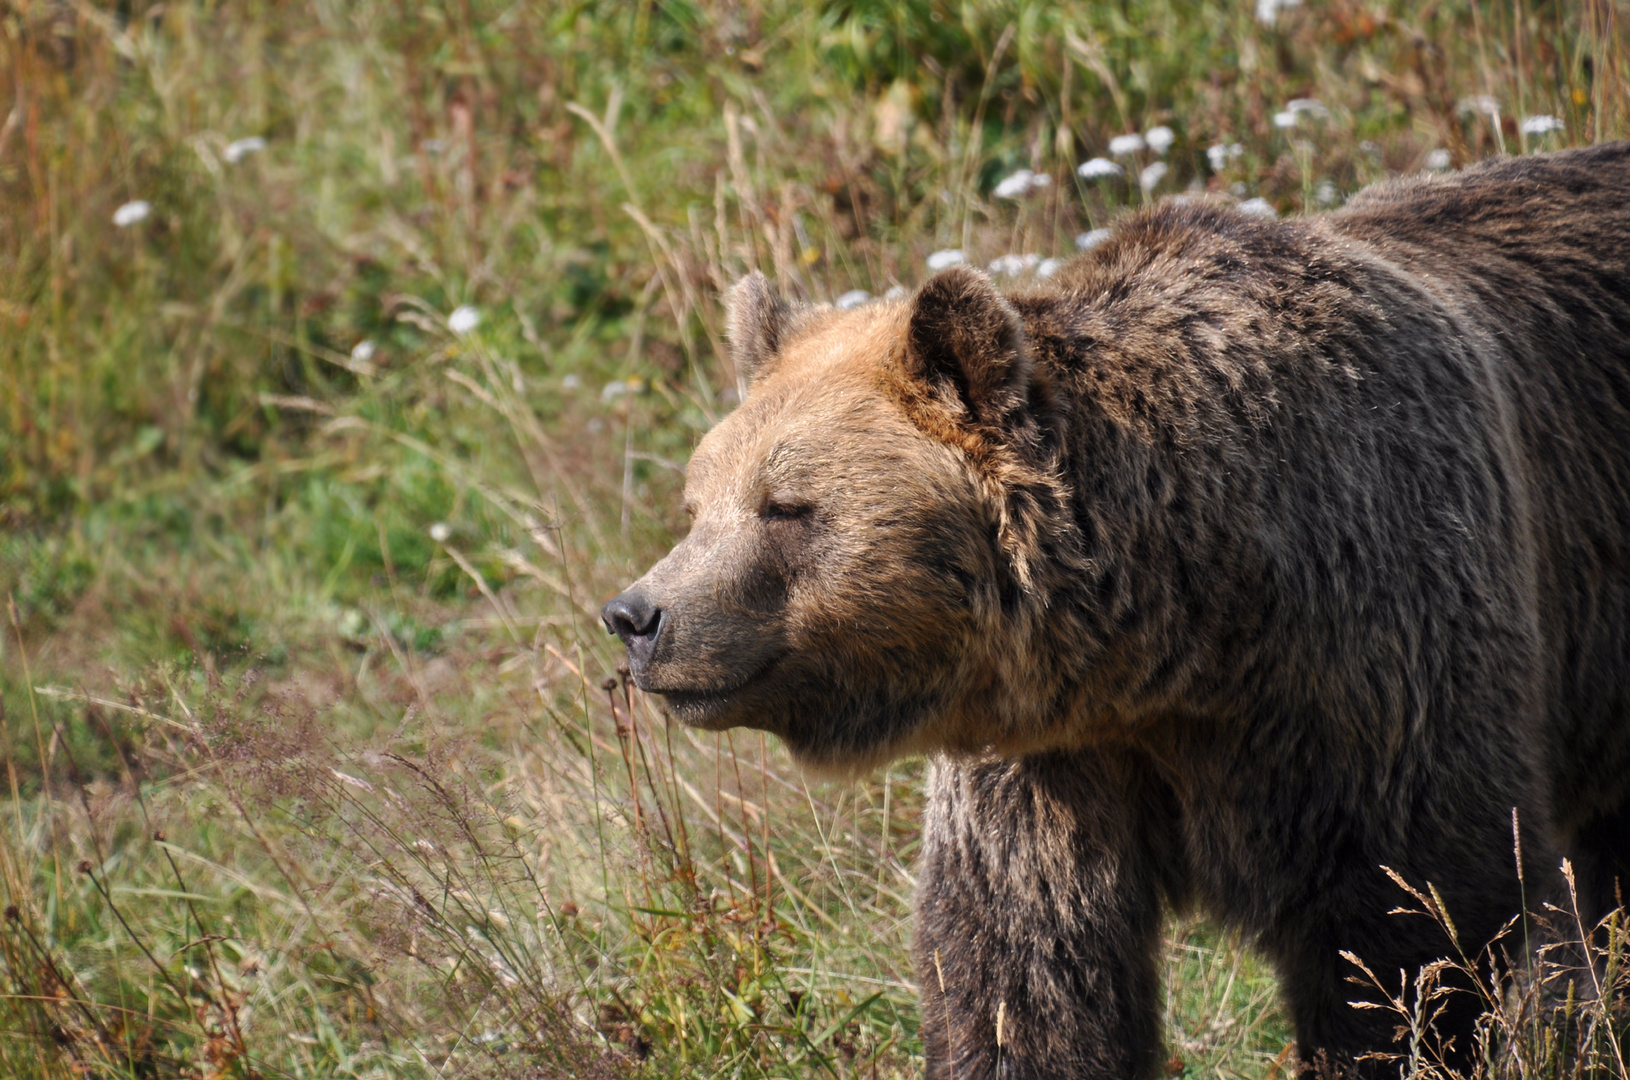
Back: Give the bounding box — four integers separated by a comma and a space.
1, 1, 1627, 1076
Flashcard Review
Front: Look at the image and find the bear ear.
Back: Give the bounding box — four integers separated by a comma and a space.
726, 271, 796, 383
904, 265, 1031, 427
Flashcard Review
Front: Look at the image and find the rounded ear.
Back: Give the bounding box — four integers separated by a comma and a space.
905, 266, 1032, 426
726, 271, 795, 383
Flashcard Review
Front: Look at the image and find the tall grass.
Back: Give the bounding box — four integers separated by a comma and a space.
1, 0, 1627, 1076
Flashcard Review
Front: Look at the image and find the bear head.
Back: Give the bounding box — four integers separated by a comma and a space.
603, 268, 1077, 773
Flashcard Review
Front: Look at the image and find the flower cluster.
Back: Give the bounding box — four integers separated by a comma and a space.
113, 200, 152, 228
992, 169, 1053, 200
1077, 157, 1123, 180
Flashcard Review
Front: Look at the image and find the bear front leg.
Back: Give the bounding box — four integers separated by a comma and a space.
915, 751, 1180, 1080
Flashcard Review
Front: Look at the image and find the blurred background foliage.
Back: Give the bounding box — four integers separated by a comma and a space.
2, 0, 1618, 534
0, 1, 1625, 1077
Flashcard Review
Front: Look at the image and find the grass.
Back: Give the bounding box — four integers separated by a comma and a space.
1, 0, 1627, 1076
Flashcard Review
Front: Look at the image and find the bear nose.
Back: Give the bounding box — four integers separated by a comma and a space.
601, 591, 664, 669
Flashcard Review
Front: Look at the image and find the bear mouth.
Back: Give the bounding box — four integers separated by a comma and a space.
644, 658, 784, 731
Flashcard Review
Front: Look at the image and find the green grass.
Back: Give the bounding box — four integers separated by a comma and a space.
1, 0, 1627, 1076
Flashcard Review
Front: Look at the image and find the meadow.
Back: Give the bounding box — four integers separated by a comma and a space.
0, 1, 1626, 1076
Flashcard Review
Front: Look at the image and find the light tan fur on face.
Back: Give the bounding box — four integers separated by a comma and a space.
625, 301, 1023, 773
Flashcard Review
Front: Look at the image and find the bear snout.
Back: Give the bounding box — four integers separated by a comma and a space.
601, 591, 664, 672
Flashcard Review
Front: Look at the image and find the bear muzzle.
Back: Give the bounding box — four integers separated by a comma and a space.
600, 584, 794, 734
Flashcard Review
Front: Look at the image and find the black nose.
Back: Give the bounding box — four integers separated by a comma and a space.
601, 591, 664, 668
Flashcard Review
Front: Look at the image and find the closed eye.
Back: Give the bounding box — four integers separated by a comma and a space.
761, 500, 814, 522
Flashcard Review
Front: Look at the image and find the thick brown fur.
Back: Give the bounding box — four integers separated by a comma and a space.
603, 143, 1630, 1077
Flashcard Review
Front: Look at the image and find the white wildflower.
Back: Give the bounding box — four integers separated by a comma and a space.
1139, 161, 1169, 192
883, 285, 910, 300
1256, 0, 1301, 26
988, 254, 1040, 277
994, 169, 1033, 199
1520, 114, 1564, 136
561, 373, 581, 390
1108, 133, 1146, 157
834, 289, 872, 310
1424, 149, 1453, 171
1077, 157, 1124, 180
1036, 258, 1065, 279
429, 522, 452, 543
112, 200, 151, 227
1288, 98, 1330, 120
926, 249, 967, 271
1315, 180, 1340, 206
1145, 126, 1175, 155
1458, 95, 1501, 118
1075, 228, 1113, 251
448, 305, 481, 335
223, 136, 267, 164
1238, 197, 1278, 219
350, 339, 376, 364
993, 169, 1052, 200
1273, 111, 1299, 130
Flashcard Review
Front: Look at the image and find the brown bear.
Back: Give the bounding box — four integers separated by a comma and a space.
602, 142, 1630, 1078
